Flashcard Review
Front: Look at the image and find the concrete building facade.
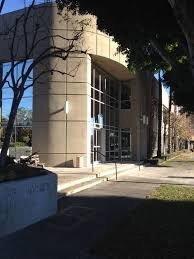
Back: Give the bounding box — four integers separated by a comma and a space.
0, 3, 159, 167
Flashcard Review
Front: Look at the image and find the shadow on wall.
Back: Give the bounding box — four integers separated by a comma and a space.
56, 160, 76, 167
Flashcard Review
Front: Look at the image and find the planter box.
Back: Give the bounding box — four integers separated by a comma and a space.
0, 172, 57, 238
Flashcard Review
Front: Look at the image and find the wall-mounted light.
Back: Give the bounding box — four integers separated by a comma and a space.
142, 115, 149, 125
64, 100, 69, 114
143, 115, 146, 125
146, 116, 149, 125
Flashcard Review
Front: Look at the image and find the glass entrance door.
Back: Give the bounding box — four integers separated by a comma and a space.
91, 128, 101, 163
94, 128, 101, 162
121, 129, 131, 161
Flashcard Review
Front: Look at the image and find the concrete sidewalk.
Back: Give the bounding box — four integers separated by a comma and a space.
137, 152, 194, 186
0, 177, 157, 259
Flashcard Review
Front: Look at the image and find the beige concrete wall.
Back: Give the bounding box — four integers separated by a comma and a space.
119, 72, 158, 161
32, 54, 91, 167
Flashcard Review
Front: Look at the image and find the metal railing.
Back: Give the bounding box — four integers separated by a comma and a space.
91, 149, 118, 180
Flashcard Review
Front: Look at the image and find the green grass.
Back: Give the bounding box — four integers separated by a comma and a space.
91, 185, 194, 259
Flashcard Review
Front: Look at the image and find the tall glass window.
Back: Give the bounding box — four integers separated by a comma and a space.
1, 61, 33, 158
91, 64, 119, 162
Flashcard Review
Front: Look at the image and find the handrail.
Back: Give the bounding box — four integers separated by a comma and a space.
92, 149, 118, 180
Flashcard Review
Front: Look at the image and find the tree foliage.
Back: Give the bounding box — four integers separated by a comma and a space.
57, 0, 194, 112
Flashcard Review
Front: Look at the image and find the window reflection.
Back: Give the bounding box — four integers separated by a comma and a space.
0, 61, 33, 159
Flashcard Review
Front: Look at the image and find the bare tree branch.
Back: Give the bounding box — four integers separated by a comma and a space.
0, 0, 5, 14
150, 39, 174, 67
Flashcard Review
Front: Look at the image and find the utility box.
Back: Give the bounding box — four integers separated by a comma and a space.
76, 156, 84, 168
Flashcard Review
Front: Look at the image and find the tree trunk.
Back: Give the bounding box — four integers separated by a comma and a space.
168, 87, 172, 154
0, 96, 21, 167
157, 70, 162, 158
187, 38, 194, 79
173, 105, 177, 152
163, 124, 167, 154
168, 1, 194, 78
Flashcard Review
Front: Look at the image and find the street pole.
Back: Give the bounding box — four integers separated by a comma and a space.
139, 114, 142, 171
157, 70, 162, 158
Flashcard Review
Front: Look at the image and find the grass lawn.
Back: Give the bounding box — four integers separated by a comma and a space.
91, 185, 194, 259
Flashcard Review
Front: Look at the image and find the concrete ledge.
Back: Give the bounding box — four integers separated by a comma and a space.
0, 172, 57, 238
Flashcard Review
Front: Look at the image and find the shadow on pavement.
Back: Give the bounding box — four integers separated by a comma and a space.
91, 198, 194, 259
1, 187, 194, 259
109, 179, 194, 186
143, 164, 172, 168
167, 160, 194, 163
168, 176, 194, 179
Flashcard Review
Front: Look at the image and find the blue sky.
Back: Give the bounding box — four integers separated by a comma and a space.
154, 72, 169, 94
1, 0, 45, 118
2, 0, 45, 14
2, 0, 26, 13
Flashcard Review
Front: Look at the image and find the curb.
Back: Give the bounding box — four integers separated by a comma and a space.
159, 153, 183, 165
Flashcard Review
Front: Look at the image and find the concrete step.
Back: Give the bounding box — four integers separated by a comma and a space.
57, 163, 140, 198
96, 163, 138, 179
58, 177, 108, 197
57, 174, 97, 192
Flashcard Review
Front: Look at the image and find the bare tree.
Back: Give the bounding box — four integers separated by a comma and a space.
167, 105, 192, 153
0, 1, 88, 167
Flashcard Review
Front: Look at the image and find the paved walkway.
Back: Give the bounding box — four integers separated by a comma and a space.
137, 152, 194, 185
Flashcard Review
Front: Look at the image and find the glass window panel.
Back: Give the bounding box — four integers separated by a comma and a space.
110, 152, 115, 160
106, 78, 110, 95
115, 84, 119, 99
110, 107, 115, 125
3, 63, 11, 82
19, 97, 32, 111
16, 126, 32, 146
15, 60, 33, 76
121, 130, 131, 152
95, 101, 99, 123
121, 84, 130, 100
105, 106, 109, 125
121, 100, 131, 109
2, 99, 12, 119
101, 103, 105, 118
101, 76, 106, 93
2, 87, 13, 99
95, 70, 99, 90
106, 152, 110, 161
95, 89, 99, 100
16, 106, 32, 126
91, 68, 95, 87
91, 99, 94, 119
91, 87, 94, 98
110, 81, 114, 97
23, 87, 33, 97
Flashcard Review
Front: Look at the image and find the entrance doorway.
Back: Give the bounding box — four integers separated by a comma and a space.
121, 129, 131, 161
91, 127, 102, 163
